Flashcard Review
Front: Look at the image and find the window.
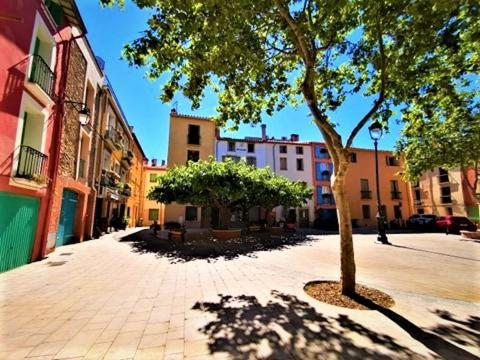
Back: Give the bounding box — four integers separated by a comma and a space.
296, 158, 304, 171
247, 143, 255, 153
296, 146, 303, 155
440, 186, 452, 204
280, 157, 287, 170
439, 168, 449, 183
187, 124, 200, 145
418, 208, 425, 214
187, 150, 200, 163
362, 205, 371, 219
185, 206, 198, 221
314, 146, 329, 159
446, 207, 453, 215
414, 188, 421, 204
148, 209, 159, 221
228, 141, 235, 151
349, 153, 357, 163
386, 156, 400, 166
390, 180, 401, 199
279, 145, 287, 154
360, 179, 371, 199
315, 162, 332, 181
149, 173, 158, 182
246, 157, 257, 167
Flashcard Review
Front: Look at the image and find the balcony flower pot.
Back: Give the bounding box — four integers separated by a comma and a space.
211, 228, 242, 240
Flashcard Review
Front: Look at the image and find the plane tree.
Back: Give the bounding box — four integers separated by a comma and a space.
102, 0, 478, 295
148, 158, 311, 229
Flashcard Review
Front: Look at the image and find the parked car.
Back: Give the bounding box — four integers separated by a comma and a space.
406, 214, 437, 231
436, 215, 477, 234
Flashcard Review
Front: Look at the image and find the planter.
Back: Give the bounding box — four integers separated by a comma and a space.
211, 229, 242, 240
460, 230, 480, 240
269, 226, 284, 235
169, 230, 185, 241
248, 225, 261, 233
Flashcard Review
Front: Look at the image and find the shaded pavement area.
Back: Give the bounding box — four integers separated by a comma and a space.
0, 228, 479, 359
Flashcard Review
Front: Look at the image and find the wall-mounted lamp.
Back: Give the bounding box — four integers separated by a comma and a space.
65, 100, 91, 126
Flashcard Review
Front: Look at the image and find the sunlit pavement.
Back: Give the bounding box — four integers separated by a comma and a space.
0, 229, 478, 359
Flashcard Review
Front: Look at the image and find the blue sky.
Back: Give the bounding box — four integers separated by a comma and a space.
77, 0, 403, 162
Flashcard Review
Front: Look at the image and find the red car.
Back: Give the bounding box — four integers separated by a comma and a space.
436, 215, 477, 234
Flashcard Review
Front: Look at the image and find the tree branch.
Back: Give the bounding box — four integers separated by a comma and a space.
345, 12, 387, 149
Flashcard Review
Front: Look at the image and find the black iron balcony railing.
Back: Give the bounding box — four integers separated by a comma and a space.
29, 55, 55, 99
361, 190, 372, 199
319, 193, 335, 205
16, 145, 48, 181
391, 191, 402, 200
187, 134, 201, 145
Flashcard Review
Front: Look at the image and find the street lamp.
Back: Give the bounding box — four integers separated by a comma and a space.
368, 120, 390, 245
65, 100, 91, 126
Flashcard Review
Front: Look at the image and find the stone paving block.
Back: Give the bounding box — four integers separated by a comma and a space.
83, 341, 112, 359
143, 321, 169, 335
138, 332, 167, 349
164, 339, 184, 355
27, 340, 67, 357
134, 346, 165, 359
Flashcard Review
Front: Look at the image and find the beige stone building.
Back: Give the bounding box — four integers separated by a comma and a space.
411, 167, 479, 220
165, 110, 216, 226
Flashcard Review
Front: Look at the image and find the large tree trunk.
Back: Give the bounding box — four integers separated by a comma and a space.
331, 159, 356, 295
218, 206, 230, 230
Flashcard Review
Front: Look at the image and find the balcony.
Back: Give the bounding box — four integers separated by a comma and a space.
122, 149, 134, 166
104, 126, 121, 150
26, 55, 55, 104
16, 145, 48, 184
414, 199, 423, 206
120, 183, 131, 197
100, 169, 119, 188
360, 190, 372, 199
391, 191, 402, 200
319, 193, 335, 205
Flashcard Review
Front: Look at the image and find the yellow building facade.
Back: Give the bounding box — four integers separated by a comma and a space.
142, 163, 167, 226
126, 133, 147, 227
165, 111, 216, 226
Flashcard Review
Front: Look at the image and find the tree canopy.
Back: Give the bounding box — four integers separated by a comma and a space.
148, 158, 312, 228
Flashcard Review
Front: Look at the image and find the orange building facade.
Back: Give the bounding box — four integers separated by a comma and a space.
142, 160, 167, 227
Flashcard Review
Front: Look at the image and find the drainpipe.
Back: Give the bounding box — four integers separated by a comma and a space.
39, 32, 85, 258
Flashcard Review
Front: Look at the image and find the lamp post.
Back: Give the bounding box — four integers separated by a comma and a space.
368, 121, 390, 245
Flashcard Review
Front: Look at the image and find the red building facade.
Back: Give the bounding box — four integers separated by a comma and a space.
0, 1, 85, 271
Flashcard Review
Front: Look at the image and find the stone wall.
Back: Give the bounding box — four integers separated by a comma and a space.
59, 41, 87, 178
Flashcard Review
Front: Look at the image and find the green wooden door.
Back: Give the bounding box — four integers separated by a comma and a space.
0, 192, 39, 272
56, 190, 78, 247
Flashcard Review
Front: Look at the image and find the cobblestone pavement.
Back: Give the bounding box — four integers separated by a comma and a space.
0, 228, 479, 359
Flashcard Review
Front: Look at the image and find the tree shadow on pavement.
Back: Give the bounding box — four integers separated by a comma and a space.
120, 229, 317, 263
351, 294, 479, 360
192, 291, 438, 360
428, 309, 480, 350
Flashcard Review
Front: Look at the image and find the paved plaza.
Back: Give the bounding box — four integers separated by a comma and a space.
0, 229, 479, 359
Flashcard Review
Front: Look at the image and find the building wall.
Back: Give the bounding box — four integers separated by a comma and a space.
142, 166, 166, 226
47, 39, 90, 251
126, 136, 146, 227
344, 148, 412, 228
165, 111, 216, 226
412, 168, 479, 218
0, 2, 69, 262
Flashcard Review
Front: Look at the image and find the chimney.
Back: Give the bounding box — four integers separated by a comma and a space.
291, 134, 299, 141
161, 160, 165, 166
151, 158, 157, 166
261, 124, 267, 141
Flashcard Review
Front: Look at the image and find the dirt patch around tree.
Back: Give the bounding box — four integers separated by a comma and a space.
304, 281, 395, 310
